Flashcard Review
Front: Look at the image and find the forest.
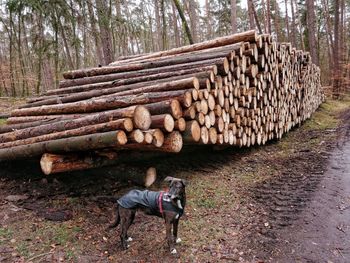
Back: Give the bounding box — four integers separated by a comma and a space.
0, 0, 348, 98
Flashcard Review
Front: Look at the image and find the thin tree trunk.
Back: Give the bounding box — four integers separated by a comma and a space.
205, 0, 212, 39
251, 1, 263, 34
284, 0, 290, 41
306, 0, 319, 65
188, 0, 198, 43
266, 0, 272, 34
87, 0, 104, 65
290, 0, 297, 47
96, 0, 114, 65
172, 0, 194, 44
160, 0, 167, 50
247, 0, 255, 30
172, 2, 181, 47
333, 0, 340, 98
230, 0, 237, 34
154, 0, 162, 51
261, 0, 268, 33
294, 0, 305, 50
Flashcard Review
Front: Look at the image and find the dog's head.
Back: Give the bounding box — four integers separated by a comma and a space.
164, 177, 186, 202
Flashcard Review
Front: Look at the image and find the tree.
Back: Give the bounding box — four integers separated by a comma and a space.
306, 0, 319, 65
172, 0, 194, 44
230, 0, 237, 33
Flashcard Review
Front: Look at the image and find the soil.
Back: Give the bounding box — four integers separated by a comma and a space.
0, 98, 349, 262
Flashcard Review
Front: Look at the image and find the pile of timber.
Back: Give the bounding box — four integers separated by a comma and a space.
0, 30, 324, 175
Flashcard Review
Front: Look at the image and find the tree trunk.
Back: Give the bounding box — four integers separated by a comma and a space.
96, 0, 114, 65
230, 0, 237, 34
333, 0, 340, 98
306, 0, 319, 65
247, 0, 256, 29
154, 0, 162, 51
266, 0, 272, 34
290, 0, 297, 47
172, 0, 194, 44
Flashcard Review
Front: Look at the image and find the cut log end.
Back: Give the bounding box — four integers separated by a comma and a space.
133, 106, 151, 130
144, 167, 157, 187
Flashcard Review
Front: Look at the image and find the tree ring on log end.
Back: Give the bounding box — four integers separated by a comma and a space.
133, 106, 151, 130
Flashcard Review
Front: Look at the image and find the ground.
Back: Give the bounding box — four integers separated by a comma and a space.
0, 96, 349, 263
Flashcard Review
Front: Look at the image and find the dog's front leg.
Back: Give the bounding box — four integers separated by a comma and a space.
165, 220, 176, 254
173, 219, 181, 244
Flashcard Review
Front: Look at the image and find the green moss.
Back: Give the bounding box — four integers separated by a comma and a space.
302, 98, 350, 131
0, 119, 6, 126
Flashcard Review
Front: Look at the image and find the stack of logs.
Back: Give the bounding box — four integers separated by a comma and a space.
0, 30, 324, 176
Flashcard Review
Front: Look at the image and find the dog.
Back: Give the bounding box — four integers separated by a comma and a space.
109, 176, 186, 254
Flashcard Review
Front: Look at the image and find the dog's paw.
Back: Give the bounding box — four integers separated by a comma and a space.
176, 238, 182, 244
170, 248, 177, 254
127, 237, 133, 242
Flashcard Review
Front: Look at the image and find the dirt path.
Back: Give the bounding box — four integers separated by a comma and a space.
272, 133, 350, 262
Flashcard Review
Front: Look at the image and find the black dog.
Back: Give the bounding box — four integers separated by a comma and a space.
109, 177, 186, 254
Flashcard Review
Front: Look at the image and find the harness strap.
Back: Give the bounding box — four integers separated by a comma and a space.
158, 192, 164, 217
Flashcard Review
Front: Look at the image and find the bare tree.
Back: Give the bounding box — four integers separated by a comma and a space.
172, 0, 194, 44
230, 0, 237, 34
306, 0, 319, 65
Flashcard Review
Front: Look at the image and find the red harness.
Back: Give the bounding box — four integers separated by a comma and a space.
158, 192, 164, 217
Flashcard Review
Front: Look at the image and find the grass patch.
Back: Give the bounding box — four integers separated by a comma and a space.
0, 227, 13, 245
303, 98, 350, 131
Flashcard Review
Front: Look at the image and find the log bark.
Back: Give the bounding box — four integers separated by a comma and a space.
44, 68, 216, 96
106, 30, 257, 67
58, 60, 221, 89
145, 100, 183, 120
0, 106, 150, 143
40, 153, 157, 187
63, 41, 244, 79
0, 130, 127, 160
11, 90, 192, 117
0, 118, 133, 149
150, 114, 175, 132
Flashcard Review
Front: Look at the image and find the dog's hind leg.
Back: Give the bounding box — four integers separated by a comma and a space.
109, 203, 120, 229
126, 210, 136, 242
120, 208, 134, 250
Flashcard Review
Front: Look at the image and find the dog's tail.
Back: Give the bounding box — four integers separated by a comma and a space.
108, 203, 120, 229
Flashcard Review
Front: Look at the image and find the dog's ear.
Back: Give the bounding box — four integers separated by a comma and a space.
164, 176, 174, 183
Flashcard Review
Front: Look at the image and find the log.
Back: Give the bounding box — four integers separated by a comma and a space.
145, 100, 182, 120
107, 30, 257, 66
11, 90, 192, 117
174, 118, 186, 132
150, 114, 175, 132
59, 59, 224, 88
0, 130, 127, 160
24, 77, 200, 108
41, 153, 157, 187
121, 131, 183, 153
0, 106, 150, 143
63, 45, 236, 79
183, 120, 201, 142
111, 42, 243, 66
0, 118, 133, 149
43, 66, 216, 95
127, 129, 144, 143
40, 151, 120, 175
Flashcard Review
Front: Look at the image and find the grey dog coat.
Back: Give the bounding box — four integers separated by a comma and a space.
117, 190, 183, 215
